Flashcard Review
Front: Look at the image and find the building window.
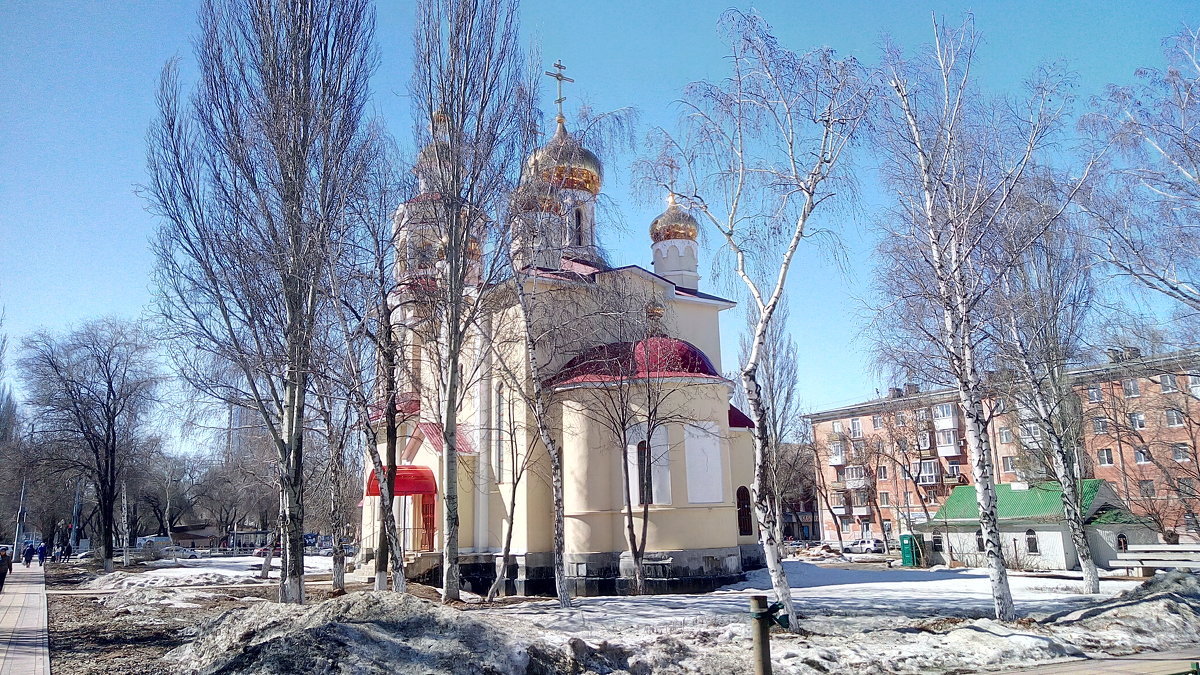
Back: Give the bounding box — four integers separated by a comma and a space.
1139, 479, 1156, 497
1092, 417, 1109, 434
1167, 409, 1185, 427
872, 415, 883, 430
999, 427, 1013, 444
1190, 374, 1200, 396
1025, 529, 1040, 555
1173, 443, 1191, 462
1128, 412, 1146, 430
918, 432, 931, 450
895, 412, 908, 427
994, 398, 1008, 413
1180, 478, 1197, 498
835, 466, 847, 481
975, 529, 985, 552
879, 491, 890, 507
1020, 423, 1039, 440
1117, 533, 1129, 552
736, 486, 753, 536
841, 518, 853, 533
1002, 456, 1016, 473
916, 408, 929, 422
1176, 475, 1195, 497
852, 490, 868, 507
947, 461, 962, 477
637, 441, 654, 505
936, 429, 959, 447
929, 529, 944, 552
850, 418, 863, 438
1135, 446, 1151, 464
1123, 378, 1141, 398
494, 385, 507, 482
895, 438, 908, 453
573, 209, 584, 245
877, 465, 888, 481
933, 403, 955, 419
1097, 448, 1114, 466
1161, 374, 1179, 392
1088, 384, 1103, 402
846, 465, 867, 480
917, 460, 939, 485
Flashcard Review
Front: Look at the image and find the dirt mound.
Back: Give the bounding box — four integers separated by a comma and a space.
1045, 571, 1200, 654
101, 587, 237, 612
167, 591, 536, 674
85, 570, 260, 590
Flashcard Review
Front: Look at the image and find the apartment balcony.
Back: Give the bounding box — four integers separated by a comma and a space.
846, 477, 870, 490
828, 454, 847, 467
937, 444, 962, 458
852, 505, 872, 517
829, 481, 846, 491
917, 474, 940, 486
942, 474, 963, 486
828, 505, 847, 516
918, 446, 936, 459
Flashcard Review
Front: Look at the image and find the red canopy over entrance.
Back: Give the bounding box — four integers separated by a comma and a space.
364, 465, 437, 497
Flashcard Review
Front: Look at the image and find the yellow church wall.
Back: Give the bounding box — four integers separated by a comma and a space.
664, 300, 723, 373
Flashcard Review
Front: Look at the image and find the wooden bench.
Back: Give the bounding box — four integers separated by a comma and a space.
1110, 543, 1200, 576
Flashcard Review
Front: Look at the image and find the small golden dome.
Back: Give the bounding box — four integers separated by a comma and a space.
649, 194, 699, 243
524, 117, 602, 196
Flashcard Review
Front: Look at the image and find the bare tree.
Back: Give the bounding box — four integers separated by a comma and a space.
409, 0, 536, 602
655, 9, 873, 626
145, 0, 377, 603
1083, 26, 1200, 325
17, 319, 160, 572
992, 215, 1101, 592
873, 17, 1091, 620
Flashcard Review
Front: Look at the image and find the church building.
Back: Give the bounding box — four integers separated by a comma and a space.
359, 93, 762, 596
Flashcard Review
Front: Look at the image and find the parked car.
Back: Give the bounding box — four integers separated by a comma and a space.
253, 545, 283, 557
160, 546, 199, 559
844, 538, 887, 554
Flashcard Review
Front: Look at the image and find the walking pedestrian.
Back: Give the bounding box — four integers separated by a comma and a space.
37, 542, 46, 567
0, 548, 11, 593
63, 542, 73, 561
22, 543, 34, 568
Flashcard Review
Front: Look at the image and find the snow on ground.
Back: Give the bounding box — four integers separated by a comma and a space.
162, 569, 1200, 674
84, 555, 335, 590
478, 561, 1142, 632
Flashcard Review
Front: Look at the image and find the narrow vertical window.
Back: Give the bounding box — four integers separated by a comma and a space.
736, 486, 752, 536
637, 440, 653, 505
494, 385, 506, 482
1025, 529, 1039, 554
573, 209, 583, 246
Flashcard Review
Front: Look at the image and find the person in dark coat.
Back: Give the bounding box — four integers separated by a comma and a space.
0, 549, 12, 592
22, 543, 34, 568
63, 543, 73, 561
36, 543, 46, 567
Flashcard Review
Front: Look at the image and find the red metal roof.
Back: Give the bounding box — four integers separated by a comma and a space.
417, 422, 475, 454
365, 465, 437, 497
550, 336, 724, 386
367, 393, 421, 422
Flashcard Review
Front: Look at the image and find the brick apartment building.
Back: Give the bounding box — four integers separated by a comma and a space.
808, 348, 1200, 546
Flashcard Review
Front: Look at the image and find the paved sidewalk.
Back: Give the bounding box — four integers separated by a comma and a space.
0, 562, 50, 674
1009, 650, 1200, 674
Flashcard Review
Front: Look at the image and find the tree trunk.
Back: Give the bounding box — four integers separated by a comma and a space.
486, 479, 520, 602
441, 397, 461, 602
260, 530, 276, 581
277, 377, 307, 604
744, 366, 799, 628
960, 391, 1016, 621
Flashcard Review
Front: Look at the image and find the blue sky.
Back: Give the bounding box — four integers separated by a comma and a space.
1, 1, 1195, 414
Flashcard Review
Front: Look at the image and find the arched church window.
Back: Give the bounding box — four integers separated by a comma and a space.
1025, 529, 1039, 555
975, 528, 985, 552
931, 529, 944, 552
573, 209, 583, 246
637, 440, 653, 505
736, 486, 753, 536
1116, 533, 1128, 552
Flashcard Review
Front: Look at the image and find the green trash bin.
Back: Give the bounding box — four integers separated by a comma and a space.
900, 533, 925, 567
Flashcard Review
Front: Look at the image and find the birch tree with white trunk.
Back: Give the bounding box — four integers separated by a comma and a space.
657, 9, 873, 627
873, 17, 1092, 620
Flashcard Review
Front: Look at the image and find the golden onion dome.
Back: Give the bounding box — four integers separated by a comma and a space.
524, 116, 602, 196
649, 194, 699, 243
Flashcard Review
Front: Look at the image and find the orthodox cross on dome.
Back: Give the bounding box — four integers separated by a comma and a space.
544, 60, 574, 122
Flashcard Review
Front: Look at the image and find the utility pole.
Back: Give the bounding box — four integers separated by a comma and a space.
69, 478, 82, 548
12, 477, 26, 552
